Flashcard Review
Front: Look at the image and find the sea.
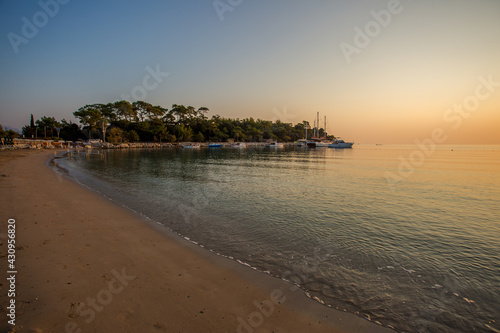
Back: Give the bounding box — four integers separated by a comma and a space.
56, 144, 500, 333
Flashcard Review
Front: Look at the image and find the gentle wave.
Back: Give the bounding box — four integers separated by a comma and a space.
56, 147, 500, 333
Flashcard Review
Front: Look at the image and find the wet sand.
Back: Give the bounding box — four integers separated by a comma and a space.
0, 150, 393, 333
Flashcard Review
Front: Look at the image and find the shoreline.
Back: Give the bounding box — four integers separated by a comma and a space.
0, 150, 393, 332
5, 139, 299, 150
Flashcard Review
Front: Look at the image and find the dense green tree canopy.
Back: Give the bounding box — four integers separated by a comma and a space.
21, 100, 327, 143
0, 125, 19, 141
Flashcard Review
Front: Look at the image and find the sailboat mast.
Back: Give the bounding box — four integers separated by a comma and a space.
324, 116, 327, 137
316, 112, 320, 138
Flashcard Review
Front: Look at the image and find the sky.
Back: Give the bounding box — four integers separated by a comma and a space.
0, 0, 499, 144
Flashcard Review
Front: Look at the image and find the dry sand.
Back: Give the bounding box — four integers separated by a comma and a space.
0, 150, 393, 333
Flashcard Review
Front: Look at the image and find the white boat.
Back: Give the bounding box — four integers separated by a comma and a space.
231, 142, 246, 148
328, 139, 354, 149
295, 139, 308, 147
296, 124, 309, 147
315, 141, 330, 147
266, 142, 284, 148
306, 137, 331, 148
180, 143, 200, 149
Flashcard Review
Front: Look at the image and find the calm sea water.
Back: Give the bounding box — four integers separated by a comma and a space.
57, 145, 500, 333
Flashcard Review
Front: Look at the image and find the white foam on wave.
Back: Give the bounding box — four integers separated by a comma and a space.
485, 324, 500, 333
402, 267, 415, 274
233, 259, 260, 271
236, 259, 251, 268
312, 296, 325, 305
463, 297, 475, 304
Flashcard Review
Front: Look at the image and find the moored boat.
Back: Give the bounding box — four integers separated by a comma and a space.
307, 112, 331, 147
295, 139, 308, 147
266, 142, 284, 148
180, 143, 200, 149
306, 137, 331, 148
231, 142, 246, 148
328, 139, 354, 148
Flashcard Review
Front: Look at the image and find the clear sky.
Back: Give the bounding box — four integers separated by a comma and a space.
1, 0, 499, 144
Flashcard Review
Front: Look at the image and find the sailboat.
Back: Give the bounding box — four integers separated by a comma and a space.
306, 112, 354, 148
307, 113, 331, 147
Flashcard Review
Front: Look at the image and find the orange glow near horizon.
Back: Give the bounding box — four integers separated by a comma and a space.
1, 1, 499, 144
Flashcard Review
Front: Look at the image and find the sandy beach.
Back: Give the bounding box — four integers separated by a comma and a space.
0, 150, 393, 333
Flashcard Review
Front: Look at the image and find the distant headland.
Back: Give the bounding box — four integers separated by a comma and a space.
11, 101, 334, 144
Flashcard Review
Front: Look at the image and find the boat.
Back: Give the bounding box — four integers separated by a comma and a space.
265, 142, 284, 148
208, 143, 223, 148
328, 139, 354, 149
315, 141, 330, 148
296, 123, 309, 147
306, 137, 331, 148
180, 143, 200, 149
306, 112, 353, 148
231, 142, 246, 148
307, 113, 331, 147
295, 139, 308, 147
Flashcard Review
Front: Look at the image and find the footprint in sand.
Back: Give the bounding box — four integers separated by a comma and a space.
16, 300, 26, 315
153, 322, 166, 330
118, 309, 139, 326
67, 302, 80, 318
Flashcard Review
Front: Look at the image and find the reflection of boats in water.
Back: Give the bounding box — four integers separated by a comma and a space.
180, 143, 200, 149
231, 142, 246, 148
266, 142, 284, 148
328, 139, 354, 149
208, 143, 223, 148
